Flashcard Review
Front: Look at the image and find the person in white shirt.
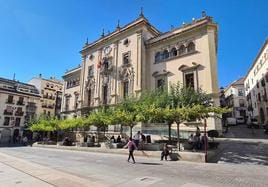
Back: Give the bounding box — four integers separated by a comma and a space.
133, 131, 141, 149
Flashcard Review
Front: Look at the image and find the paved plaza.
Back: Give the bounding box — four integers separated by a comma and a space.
0, 146, 268, 187
0, 124, 268, 187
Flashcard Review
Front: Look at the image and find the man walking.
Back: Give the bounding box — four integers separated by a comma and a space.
124, 137, 137, 164
133, 131, 141, 149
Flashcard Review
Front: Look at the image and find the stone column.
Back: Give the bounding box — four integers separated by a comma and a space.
135, 31, 142, 95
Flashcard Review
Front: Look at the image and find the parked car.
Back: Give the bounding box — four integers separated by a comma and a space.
247, 118, 259, 128
236, 117, 245, 124
226, 117, 237, 126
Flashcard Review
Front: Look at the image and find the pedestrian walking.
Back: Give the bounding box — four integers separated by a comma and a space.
124, 137, 137, 164
161, 143, 170, 161
133, 131, 141, 149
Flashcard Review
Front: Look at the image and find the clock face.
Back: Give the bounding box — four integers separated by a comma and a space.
104, 46, 111, 55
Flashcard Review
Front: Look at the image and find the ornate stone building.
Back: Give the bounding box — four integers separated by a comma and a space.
62, 12, 221, 133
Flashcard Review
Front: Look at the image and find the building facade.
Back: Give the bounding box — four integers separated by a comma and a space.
29, 75, 63, 118
62, 12, 221, 133
0, 77, 40, 143
224, 78, 247, 120
61, 66, 81, 119
244, 39, 268, 124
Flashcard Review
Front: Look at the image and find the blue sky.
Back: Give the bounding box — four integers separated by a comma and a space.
0, 0, 267, 87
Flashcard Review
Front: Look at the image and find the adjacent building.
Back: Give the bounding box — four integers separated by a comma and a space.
61, 66, 81, 119
224, 77, 247, 120
0, 77, 40, 143
61, 12, 222, 134
28, 75, 63, 118
244, 39, 268, 124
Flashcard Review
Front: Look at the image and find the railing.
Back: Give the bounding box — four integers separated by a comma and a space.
6, 99, 14, 104
16, 101, 25, 105
3, 110, 12, 115
15, 111, 24, 116
41, 104, 47, 108
43, 94, 49, 98
47, 105, 54, 109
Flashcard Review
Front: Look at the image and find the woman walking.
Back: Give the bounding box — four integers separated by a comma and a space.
124, 137, 137, 164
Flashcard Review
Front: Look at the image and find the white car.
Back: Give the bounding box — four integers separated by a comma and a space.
226, 117, 237, 126
236, 117, 245, 124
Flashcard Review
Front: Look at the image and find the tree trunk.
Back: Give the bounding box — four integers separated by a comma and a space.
168, 122, 172, 144
130, 125, 133, 138
97, 126, 100, 146
176, 122, 180, 151
120, 125, 123, 136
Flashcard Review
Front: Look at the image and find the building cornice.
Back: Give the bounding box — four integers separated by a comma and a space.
244, 38, 268, 80
145, 17, 217, 47
80, 16, 160, 54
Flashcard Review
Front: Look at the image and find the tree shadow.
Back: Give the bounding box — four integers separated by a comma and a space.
211, 142, 268, 165
137, 162, 163, 165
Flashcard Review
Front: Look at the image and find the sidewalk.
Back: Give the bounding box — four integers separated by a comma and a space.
0, 162, 53, 187
0, 152, 105, 187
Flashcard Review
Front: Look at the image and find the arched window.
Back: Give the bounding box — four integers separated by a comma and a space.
170, 47, 177, 57
155, 52, 161, 63
163, 50, 169, 59
178, 45, 186, 55
187, 42, 195, 53
103, 59, 109, 69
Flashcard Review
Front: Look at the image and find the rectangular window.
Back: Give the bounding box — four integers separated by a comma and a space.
7, 95, 14, 103
238, 89, 244, 96
15, 118, 21, 126
17, 97, 24, 105
4, 106, 13, 115
88, 65, 94, 77
3, 117, 10, 126
103, 85, 108, 105
258, 93, 261, 101
157, 78, 165, 90
123, 81, 129, 98
239, 99, 245, 107
74, 95, 79, 109
185, 73, 194, 89
65, 97, 70, 111
88, 89, 91, 107
123, 52, 130, 65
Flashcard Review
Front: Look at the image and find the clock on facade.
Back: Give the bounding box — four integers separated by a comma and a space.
103, 46, 111, 55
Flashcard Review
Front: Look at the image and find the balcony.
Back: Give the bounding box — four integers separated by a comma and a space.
41, 104, 47, 108
263, 95, 268, 102
48, 96, 55, 100
6, 99, 14, 104
16, 101, 25, 105
3, 110, 13, 115
47, 104, 54, 109
15, 122, 20, 127
43, 94, 49, 99
15, 111, 24, 116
